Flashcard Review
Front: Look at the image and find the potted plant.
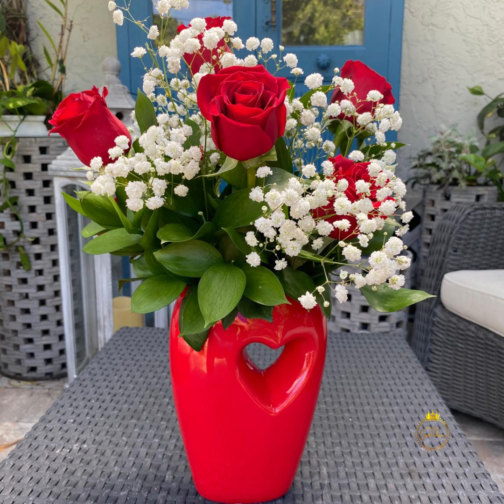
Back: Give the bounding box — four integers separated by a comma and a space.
409, 126, 499, 266
53, 3, 432, 502
0, 0, 73, 380
461, 85, 504, 201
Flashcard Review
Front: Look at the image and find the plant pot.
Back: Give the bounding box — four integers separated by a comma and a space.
0, 115, 48, 137
170, 295, 327, 503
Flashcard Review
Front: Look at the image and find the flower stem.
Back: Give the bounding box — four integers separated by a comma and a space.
247, 166, 257, 188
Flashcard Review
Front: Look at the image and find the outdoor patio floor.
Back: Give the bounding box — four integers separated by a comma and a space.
0, 376, 503, 493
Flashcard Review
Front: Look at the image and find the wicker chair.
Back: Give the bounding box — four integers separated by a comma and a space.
412, 202, 504, 429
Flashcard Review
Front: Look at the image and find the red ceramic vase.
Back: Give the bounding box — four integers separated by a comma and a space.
170, 296, 327, 503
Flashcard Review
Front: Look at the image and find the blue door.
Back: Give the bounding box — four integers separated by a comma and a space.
117, 1, 404, 107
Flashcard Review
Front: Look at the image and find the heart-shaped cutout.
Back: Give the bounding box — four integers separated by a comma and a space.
243, 343, 285, 371
237, 336, 316, 415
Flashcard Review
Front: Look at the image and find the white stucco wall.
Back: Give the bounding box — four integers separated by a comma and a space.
26, 0, 118, 94
397, 0, 504, 177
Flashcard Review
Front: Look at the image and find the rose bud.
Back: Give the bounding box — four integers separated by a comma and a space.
197, 65, 290, 161
49, 86, 131, 167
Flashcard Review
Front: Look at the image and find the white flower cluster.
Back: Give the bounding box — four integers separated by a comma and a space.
244, 146, 412, 308
89, 119, 204, 211
102, 2, 413, 312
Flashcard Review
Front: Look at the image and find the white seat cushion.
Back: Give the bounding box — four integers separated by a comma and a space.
440, 270, 504, 337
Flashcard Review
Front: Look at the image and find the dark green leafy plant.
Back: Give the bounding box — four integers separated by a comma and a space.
462, 85, 504, 201
409, 127, 483, 189
0, 0, 73, 269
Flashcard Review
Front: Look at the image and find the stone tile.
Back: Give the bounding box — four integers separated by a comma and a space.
470, 440, 504, 494
0, 388, 62, 423
0, 376, 66, 390
0, 422, 34, 463
452, 411, 504, 441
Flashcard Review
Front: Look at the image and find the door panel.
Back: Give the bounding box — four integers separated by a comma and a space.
257, 0, 393, 85
117, 0, 404, 110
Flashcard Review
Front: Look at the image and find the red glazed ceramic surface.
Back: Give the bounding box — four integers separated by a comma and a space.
170, 296, 327, 503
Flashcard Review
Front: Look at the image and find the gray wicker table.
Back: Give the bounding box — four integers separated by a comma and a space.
0, 328, 503, 504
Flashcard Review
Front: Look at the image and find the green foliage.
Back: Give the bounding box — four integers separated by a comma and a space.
154, 240, 223, 277
135, 90, 157, 133
467, 85, 504, 200
212, 188, 264, 229
409, 127, 482, 188
131, 275, 185, 314
83, 228, 142, 255
242, 265, 288, 306
360, 285, 435, 313
198, 264, 246, 326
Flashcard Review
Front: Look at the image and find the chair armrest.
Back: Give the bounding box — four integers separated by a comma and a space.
412, 202, 504, 366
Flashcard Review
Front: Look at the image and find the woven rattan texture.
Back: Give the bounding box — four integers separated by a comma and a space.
420, 186, 498, 270
412, 203, 504, 429
0, 137, 67, 380
1, 328, 502, 503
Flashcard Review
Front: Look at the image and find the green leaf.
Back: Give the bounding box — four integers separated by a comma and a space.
361, 285, 435, 313
183, 118, 201, 147
222, 307, 239, 329
43, 45, 53, 67
0, 158, 15, 169
132, 275, 185, 314
0, 196, 18, 212
222, 227, 254, 255
145, 250, 168, 276
154, 240, 223, 277
182, 330, 211, 352
81, 221, 105, 238
264, 167, 296, 191
37, 21, 57, 53
135, 90, 157, 133
132, 256, 152, 278
83, 228, 142, 255
237, 297, 274, 323
157, 222, 214, 243
141, 209, 161, 251
108, 196, 137, 233
62, 192, 86, 216
363, 219, 397, 254
43, 0, 64, 17
460, 154, 487, 172
204, 156, 238, 177
468, 85, 485, 96
477, 96, 504, 133
0, 233, 4, 248
198, 264, 246, 326
241, 146, 277, 169
361, 141, 407, 158
220, 161, 247, 189
276, 267, 315, 300
481, 141, 504, 159
81, 193, 123, 229
242, 265, 288, 306
213, 188, 264, 229
17, 246, 31, 271
274, 137, 293, 172
179, 286, 206, 335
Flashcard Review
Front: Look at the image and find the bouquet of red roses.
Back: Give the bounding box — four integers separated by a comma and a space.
51, 2, 432, 351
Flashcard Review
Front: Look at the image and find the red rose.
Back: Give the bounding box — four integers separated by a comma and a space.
178, 16, 231, 75
49, 86, 131, 167
197, 65, 290, 161
330, 60, 395, 120
314, 155, 388, 240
